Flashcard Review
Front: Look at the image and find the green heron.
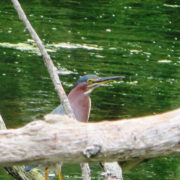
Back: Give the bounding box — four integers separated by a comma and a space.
25, 74, 124, 180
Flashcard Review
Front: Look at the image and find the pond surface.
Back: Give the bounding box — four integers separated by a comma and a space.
0, 0, 180, 179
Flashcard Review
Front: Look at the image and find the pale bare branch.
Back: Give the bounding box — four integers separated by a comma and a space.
0, 108, 179, 167
0, 114, 44, 180
11, 0, 75, 119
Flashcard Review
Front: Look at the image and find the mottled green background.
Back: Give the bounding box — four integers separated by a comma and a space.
0, 0, 180, 179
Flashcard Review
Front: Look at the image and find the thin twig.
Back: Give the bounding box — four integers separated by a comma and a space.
11, 0, 75, 119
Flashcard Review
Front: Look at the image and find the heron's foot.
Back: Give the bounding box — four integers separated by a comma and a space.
45, 167, 48, 180
56, 164, 63, 180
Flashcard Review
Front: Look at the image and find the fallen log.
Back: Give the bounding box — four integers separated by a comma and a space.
0, 108, 180, 167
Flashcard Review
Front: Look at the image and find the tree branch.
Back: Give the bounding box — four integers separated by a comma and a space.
101, 162, 123, 180
11, 0, 75, 119
80, 163, 91, 180
0, 108, 179, 167
0, 115, 44, 180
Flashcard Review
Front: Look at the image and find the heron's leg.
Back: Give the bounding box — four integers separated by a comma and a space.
45, 167, 48, 180
56, 163, 63, 180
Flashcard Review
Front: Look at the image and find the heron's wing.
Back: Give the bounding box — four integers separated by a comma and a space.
51, 104, 66, 115
24, 165, 37, 172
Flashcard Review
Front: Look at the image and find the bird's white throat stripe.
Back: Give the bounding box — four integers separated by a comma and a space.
88, 98, 91, 120
84, 88, 94, 95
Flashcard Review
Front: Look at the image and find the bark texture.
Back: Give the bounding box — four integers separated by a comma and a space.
0, 108, 179, 167
0, 115, 44, 180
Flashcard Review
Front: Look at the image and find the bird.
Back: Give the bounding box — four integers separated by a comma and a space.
52, 75, 124, 121
25, 74, 124, 180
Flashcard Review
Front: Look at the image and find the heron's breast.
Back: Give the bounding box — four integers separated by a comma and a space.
68, 94, 91, 122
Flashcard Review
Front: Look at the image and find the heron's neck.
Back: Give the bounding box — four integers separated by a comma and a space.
68, 89, 91, 122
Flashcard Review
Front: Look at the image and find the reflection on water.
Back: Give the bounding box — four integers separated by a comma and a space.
0, 0, 180, 179
0, 40, 103, 55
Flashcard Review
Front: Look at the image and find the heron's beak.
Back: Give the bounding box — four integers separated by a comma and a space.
85, 76, 124, 95
87, 76, 125, 89
93, 76, 125, 85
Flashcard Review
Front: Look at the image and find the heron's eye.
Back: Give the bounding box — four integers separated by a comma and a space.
87, 79, 93, 83
87, 79, 98, 83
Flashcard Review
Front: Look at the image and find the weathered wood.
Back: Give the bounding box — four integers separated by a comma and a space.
0, 114, 6, 129
80, 163, 91, 180
101, 162, 123, 180
0, 115, 44, 180
0, 108, 179, 167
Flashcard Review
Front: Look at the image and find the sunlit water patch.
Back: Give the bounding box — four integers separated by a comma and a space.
0, 41, 103, 55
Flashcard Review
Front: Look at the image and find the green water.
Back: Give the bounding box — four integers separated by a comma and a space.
0, 0, 180, 179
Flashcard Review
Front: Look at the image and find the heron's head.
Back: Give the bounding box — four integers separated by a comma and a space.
74, 75, 124, 95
